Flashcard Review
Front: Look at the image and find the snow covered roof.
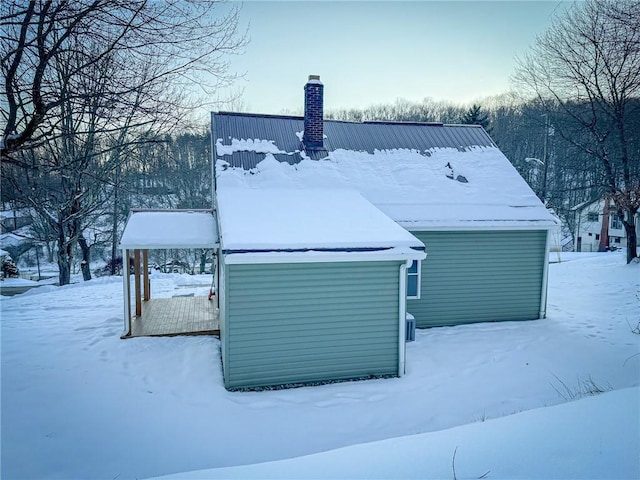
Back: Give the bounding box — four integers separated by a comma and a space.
212, 113, 559, 229
0, 232, 28, 248
570, 197, 605, 212
119, 210, 218, 249
217, 189, 425, 257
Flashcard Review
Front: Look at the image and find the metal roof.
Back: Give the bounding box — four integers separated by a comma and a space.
212, 112, 496, 169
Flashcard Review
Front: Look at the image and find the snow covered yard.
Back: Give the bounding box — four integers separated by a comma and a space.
1, 253, 638, 479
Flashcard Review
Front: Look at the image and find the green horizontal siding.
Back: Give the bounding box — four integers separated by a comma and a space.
408, 230, 547, 328
224, 261, 401, 389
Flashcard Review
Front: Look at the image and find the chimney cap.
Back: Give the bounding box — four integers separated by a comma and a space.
307, 74, 322, 84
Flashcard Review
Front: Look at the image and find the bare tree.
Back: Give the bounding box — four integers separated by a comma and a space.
1, 0, 245, 284
2, 0, 244, 160
514, 0, 640, 263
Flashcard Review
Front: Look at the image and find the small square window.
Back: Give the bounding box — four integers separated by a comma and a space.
407, 260, 421, 300
595, 234, 600, 240
614, 237, 621, 243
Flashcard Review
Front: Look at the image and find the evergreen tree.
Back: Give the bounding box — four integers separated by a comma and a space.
1, 254, 19, 278
461, 104, 491, 132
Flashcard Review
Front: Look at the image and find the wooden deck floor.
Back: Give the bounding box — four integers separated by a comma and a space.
130, 296, 219, 337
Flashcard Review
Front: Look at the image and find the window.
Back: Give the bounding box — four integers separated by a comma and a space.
586, 212, 599, 222
595, 234, 600, 240
614, 237, 621, 243
611, 215, 623, 230
407, 260, 421, 299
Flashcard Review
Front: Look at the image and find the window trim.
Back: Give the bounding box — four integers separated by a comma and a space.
407, 260, 421, 300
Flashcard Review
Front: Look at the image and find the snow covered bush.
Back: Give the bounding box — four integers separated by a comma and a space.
1, 250, 20, 278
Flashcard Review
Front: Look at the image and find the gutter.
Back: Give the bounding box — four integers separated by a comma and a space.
224, 247, 424, 265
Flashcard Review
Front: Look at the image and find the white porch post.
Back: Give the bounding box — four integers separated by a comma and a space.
121, 248, 132, 338
134, 249, 142, 317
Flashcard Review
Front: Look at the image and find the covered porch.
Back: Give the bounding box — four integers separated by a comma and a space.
119, 209, 219, 338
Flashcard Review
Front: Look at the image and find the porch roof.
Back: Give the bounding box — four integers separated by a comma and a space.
120, 209, 219, 250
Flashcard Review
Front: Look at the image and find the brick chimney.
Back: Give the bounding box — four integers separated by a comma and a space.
303, 75, 324, 150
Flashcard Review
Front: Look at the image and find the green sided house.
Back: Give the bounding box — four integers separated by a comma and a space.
121, 75, 559, 391
212, 75, 559, 345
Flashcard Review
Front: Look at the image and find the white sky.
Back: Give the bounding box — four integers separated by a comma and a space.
215, 0, 569, 115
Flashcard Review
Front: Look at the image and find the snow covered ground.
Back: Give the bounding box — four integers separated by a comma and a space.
1, 252, 638, 479
157, 387, 638, 480
0, 277, 39, 287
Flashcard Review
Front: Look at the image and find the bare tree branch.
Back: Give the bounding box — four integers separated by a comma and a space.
513, 0, 639, 262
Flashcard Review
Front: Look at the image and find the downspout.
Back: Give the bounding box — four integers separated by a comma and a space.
121, 248, 132, 338
398, 259, 411, 376
539, 229, 552, 319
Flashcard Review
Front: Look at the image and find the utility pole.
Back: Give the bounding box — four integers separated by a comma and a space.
540, 114, 549, 203
599, 197, 610, 252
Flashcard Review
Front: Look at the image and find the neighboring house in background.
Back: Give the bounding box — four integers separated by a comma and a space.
0, 232, 29, 251
210, 75, 559, 390
0, 208, 33, 233
571, 198, 640, 252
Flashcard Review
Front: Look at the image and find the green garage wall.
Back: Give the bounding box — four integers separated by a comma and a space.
407, 230, 548, 328
222, 260, 402, 389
